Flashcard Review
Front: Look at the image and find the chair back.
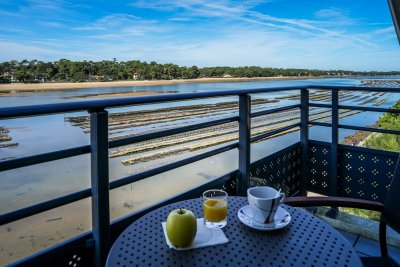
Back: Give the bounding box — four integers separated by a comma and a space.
383, 155, 400, 234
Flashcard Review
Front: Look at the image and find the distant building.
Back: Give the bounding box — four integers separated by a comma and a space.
222, 74, 232, 78
86, 75, 105, 82
0, 71, 14, 82
132, 72, 140, 80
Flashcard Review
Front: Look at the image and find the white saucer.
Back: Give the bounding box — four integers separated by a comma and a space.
237, 205, 291, 231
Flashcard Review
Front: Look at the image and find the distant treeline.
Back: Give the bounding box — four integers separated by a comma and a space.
1, 59, 399, 83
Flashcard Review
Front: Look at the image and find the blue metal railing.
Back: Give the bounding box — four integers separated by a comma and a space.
1, 85, 399, 266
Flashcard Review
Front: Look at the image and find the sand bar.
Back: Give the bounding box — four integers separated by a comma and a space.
0, 76, 317, 92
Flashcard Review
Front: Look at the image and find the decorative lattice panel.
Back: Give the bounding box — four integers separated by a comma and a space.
221, 173, 238, 196
307, 143, 331, 195
338, 147, 397, 202
37, 244, 93, 267
249, 144, 301, 197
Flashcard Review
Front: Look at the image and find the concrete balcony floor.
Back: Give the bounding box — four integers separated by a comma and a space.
338, 229, 400, 264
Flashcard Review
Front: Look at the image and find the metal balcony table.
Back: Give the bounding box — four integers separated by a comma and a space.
106, 196, 362, 267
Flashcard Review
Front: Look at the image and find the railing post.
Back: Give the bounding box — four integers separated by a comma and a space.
238, 94, 251, 196
300, 88, 309, 195
90, 109, 110, 267
330, 89, 339, 196
326, 89, 339, 218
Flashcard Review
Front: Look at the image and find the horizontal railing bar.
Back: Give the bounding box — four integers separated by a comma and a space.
0, 189, 92, 226
109, 142, 239, 190
0, 86, 307, 119
306, 103, 400, 114
338, 124, 400, 135
338, 105, 400, 113
0, 145, 91, 172
1, 85, 399, 120
250, 123, 301, 142
0, 104, 302, 171
109, 115, 239, 148
309, 121, 332, 127
309, 85, 400, 92
251, 104, 300, 118
311, 121, 400, 135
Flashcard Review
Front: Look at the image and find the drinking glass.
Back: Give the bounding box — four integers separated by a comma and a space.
203, 189, 228, 228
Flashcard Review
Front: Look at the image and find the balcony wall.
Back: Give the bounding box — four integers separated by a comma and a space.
308, 141, 398, 202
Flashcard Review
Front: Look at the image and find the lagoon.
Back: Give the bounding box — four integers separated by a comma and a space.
0, 77, 399, 264
0, 77, 398, 211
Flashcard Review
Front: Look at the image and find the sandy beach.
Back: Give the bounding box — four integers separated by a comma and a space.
0, 76, 316, 92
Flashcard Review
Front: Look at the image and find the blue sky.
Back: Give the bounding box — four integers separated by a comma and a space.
0, 0, 399, 71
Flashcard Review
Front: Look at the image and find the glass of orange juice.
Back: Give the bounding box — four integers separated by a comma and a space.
203, 189, 228, 228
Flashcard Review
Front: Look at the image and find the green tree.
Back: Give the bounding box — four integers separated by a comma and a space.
365, 101, 400, 152
1, 58, 400, 83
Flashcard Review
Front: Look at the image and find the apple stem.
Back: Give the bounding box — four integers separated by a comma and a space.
179, 208, 183, 214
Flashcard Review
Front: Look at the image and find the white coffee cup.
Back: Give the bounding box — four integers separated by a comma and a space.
247, 186, 285, 224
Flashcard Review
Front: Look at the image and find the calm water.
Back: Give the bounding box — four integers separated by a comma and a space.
1, 77, 360, 107
2, 77, 400, 265
0, 77, 398, 214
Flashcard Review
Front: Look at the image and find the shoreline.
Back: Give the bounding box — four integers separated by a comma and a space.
341, 123, 378, 146
0, 76, 318, 92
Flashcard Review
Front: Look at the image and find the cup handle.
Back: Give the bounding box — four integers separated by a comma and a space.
279, 193, 286, 203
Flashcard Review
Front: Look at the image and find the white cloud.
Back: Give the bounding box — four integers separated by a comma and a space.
0, 41, 81, 61
0, 10, 21, 17
0, 0, 398, 71
168, 17, 194, 22
2, 22, 398, 71
21, 0, 74, 16
314, 7, 356, 25
36, 20, 64, 28
373, 26, 395, 35
0, 28, 32, 34
37, 25, 394, 71
131, 0, 377, 49
73, 13, 141, 31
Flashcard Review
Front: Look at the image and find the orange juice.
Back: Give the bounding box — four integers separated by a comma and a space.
203, 199, 227, 222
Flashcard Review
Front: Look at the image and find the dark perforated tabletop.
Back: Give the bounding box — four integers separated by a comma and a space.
106, 197, 362, 267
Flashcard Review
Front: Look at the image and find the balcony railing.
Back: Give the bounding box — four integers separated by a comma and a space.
0, 85, 399, 266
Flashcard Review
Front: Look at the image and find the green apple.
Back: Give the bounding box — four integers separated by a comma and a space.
166, 208, 197, 248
